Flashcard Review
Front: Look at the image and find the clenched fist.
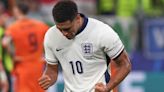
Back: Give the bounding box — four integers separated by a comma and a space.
95, 83, 109, 92
38, 75, 53, 90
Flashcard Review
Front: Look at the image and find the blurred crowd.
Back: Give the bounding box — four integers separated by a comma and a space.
0, 0, 164, 92
1, 0, 164, 25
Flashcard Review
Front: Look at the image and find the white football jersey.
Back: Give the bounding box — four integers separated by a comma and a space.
44, 17, 124, 92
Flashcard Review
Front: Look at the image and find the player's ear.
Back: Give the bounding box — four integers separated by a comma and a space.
76, 14, 81, 20
75, 14, 81, 23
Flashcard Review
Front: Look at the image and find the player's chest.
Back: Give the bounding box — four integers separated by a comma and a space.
53, 39, 102, 59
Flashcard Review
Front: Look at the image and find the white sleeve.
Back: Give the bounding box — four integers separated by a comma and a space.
100, 26, 124, 59
44, 34, 58, 65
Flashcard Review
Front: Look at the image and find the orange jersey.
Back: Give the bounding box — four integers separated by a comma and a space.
5, 18, 49, 92
6, 18, 48, 62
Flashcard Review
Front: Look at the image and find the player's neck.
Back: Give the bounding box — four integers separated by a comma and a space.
78, 16, 84, 31
80, 16, 84, 27
75, 15, 86, 36
16, 15, 28, 20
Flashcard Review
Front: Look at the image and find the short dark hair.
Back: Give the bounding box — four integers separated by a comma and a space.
52, 0, 78, 23
16, 2, 29, 15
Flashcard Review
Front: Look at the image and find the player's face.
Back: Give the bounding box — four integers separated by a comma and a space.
56, 15, 81, 39
12, 6, 20, 19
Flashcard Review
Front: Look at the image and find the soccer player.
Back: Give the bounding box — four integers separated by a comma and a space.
38, 1, 131, 92
2, 2, 49, 92
0, 27, 8, 92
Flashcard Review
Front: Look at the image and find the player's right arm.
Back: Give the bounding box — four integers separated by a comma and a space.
38, 63, 58, 90
38, 28, 59, 90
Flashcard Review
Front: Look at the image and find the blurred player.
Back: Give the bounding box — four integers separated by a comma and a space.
0, 4, 9, 91
38, 1, 131, 92
0, 27, 8, 92
0, 57, 8, 92
2, 2, 49, 92
0, 60, 8, 92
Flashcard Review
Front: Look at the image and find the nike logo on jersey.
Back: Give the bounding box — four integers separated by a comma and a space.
56, 48, 63, 51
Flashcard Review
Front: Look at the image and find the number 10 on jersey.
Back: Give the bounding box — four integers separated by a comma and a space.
69, 61, 83, 74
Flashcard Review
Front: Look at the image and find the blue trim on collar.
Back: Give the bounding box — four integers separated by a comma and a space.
75, 14, 88, 35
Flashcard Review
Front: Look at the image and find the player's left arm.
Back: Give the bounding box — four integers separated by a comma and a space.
95, 49, 131, 92
107, 49, 131, 91
2, 35, 22, 62
2, 35, 15, 57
